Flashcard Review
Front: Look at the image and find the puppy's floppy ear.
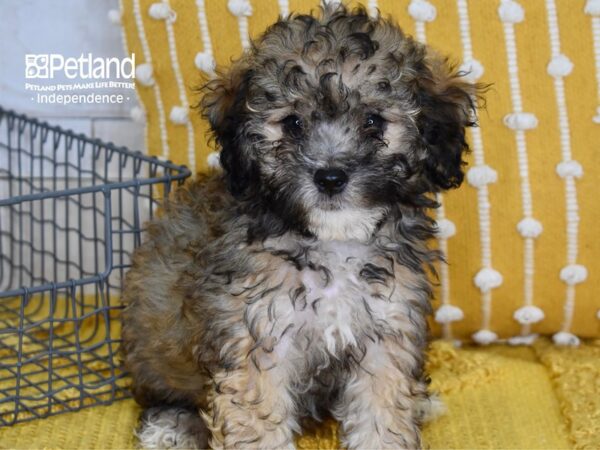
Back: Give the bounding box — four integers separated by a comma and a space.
201, 61, 255, 197
415, 55, 480, 191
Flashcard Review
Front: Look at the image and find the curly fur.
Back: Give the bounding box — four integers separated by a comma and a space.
122, 3, 480, 449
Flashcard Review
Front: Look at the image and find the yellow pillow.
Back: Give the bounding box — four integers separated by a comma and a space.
119, 0, 600, 344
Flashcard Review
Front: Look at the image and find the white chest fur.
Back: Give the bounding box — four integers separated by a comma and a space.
299, 242, 377, 354
246, 239, 417, 364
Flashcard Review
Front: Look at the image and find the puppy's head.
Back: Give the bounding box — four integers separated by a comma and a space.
202, 4, 480, 241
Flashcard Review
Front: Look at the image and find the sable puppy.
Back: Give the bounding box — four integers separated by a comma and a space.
122, 4, 479, 449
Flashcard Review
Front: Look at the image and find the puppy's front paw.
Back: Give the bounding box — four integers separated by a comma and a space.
136, 407, 209, 449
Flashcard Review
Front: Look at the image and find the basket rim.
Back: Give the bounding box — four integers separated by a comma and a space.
0, 106, 192, 206
0, 105, 193, 298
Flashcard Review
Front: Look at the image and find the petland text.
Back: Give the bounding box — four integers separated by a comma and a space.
25, 53, 135, 80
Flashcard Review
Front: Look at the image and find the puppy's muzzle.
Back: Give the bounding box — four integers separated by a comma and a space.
314, 168, 348, 195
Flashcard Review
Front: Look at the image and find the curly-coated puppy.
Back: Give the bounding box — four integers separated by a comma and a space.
122, 4, 479, 449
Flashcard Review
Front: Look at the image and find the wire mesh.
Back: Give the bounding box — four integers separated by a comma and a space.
0, 107, 191, 426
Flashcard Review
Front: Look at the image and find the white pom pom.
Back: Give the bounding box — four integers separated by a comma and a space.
207, 151, 222, 169
517, 218, 543, 238
169, 106, 189, 125
559, 264, 588, 285
135, 63, 154, 86
434, 304, 464, 324
498, 0, 525, 23
585, 0, 600, 15
474, 268, 503, 293
552, 331, 580, 347
435, 218, 456, 239
130, 106, 145, 123
408, 0, 437, 22
508, 334, 538, 346
467, 165, 498, 187
148, 3, 175, 20
195, 52, 216, 75
228, 0, 252, 17
459, 59, 484, 82
593, 106, 600, 124
108, 9, 122, 25
472, 329, 498, 345
503, 112, 538, 130
513, 305, 545, 324
547, 54, 574, 77
556, 160, 583, 179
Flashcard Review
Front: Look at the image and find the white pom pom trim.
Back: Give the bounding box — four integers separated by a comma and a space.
408, 0, 437, 22
435, 218, 456, 239
459, 59, 484, 82
474, 268, 503, 293
207, 151, 221, 169
498, 0, 525, 23
228, 0, 253, 17
556, 160, 583, 178
559, 264, 588, 285
135, 63, 154, 86
148, 3, 175, 21
195, 52, 216, 75
508, 334, 538, 346
472, 329, 498, 345
517, 218, 543, 238
503, 112, 538, 130
130, 106, 146, 123
513, 305, 545, 324
467, 165, 498, 187
108, 9, 122, 25
585, 0, 600, 16
169, 106, 189, 125
434, 304, 464, 324
552, 331, 580, 347
547, 54, 574, 77
593, 106, 600, 124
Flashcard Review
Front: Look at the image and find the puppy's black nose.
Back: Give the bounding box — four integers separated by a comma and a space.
314, 168, 348, 195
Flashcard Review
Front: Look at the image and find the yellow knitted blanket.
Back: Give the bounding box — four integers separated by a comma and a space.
2, 338, 598, 449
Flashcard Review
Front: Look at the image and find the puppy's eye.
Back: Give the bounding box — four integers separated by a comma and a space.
364, 114, 385, 130
281, 115, 304, 138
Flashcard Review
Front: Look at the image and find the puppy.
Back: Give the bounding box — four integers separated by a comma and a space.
122, 4, 479, 449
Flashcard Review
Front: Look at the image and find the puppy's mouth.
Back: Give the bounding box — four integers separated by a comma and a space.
313, 194, 346, 211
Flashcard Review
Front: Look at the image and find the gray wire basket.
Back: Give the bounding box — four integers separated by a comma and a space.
0, 106, 191, 425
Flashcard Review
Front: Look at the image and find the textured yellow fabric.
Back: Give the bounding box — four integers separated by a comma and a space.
120, 0, 600, 342
4, 338, 600, 449
532, 339, 600, 449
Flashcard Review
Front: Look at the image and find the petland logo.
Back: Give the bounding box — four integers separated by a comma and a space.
24, 53, 136, 105
25, 53, 135, 79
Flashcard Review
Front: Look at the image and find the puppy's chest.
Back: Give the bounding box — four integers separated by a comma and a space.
247, 241, 414, 354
